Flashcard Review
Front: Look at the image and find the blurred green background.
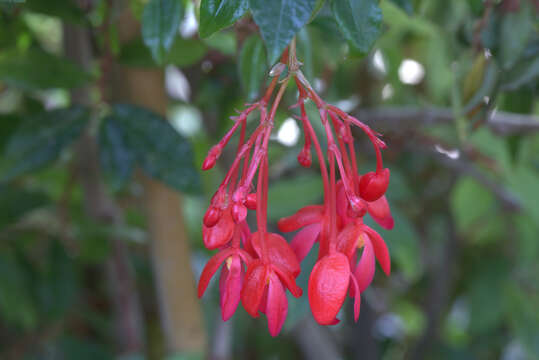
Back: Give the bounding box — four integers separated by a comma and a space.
0, 0, 538, 359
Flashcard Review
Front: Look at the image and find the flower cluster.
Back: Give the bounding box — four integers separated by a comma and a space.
198, 46, 393, 336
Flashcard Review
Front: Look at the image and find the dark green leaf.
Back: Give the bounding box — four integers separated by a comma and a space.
98, 114, 137, 190
249, 0, 317, 64
0, 251, 38, 330
330, 0, 382, 54
1, 107, 89, 182
499, 1, 534, 69
268, 174, 323, 221
389, 0, 413, 15
141, 0, 183, 64
58, 337, 113, 360
199, 0, 248, 38
167, 37, 209, 67
500, 56, 539, 91
0, 185, 50, 228
0, 49, 91, 90
25, 0, 86, 24
238, 35, 267, 100
468, 259, 507, 334
0, 114, 19, 150
99, 104, 201, 194
119, 37, 207, 68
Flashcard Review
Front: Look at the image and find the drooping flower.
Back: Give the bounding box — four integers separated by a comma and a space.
197, 44, 394, 334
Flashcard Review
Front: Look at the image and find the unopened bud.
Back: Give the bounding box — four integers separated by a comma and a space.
245, 193, 257, 210
359, 168, 390, 202
203, 206, 221, 227
297, 148, 312, 168
269, 62, 286, 77
202, 146, 222, 171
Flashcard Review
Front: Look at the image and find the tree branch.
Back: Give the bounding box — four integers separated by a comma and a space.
356, 107, 539, 136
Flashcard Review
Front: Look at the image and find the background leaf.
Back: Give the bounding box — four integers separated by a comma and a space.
499, 1, 534, 70
249, 0, 317, 64
199, 0, 249, 38
238, 34, 267, 100
141, 0, 183, 64
0, 49, 91, 90
120, 37, 208, 68
331, 0, 382, 54
99, 104, 201, 194
1, 107, 89, 182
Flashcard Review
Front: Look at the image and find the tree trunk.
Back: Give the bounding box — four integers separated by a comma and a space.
63, 20, 146, 357
108, 4, 207, 355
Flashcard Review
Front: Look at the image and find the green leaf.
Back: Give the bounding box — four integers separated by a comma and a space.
450, 177, 496, 234
0, 49, 91, 90
388, 0, 413, 15
331, 0, 382, 54
249, 0, 317, 64
119, 37, 207, 68
267, 174, 323, 222
238, 35, 267, 100
499, 1, 534, 70
141, 0, 183, 64
468, 259, 507, 334
0, 251, 38, 330
500, 56, 539, 91
0, 185, 50, 228
25, 0, 86, 24
167, 37, 208, 67
1, 107, 89, 182
99, 104, 201, 194
199, 0, 248, 38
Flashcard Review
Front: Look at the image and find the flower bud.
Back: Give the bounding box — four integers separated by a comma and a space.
359, 168, 390, 202
232, 203, 248, 223
297, 148, 312, 168
203, 206, 221, 227
245, 193, 257, 210
202, 146, 222, 171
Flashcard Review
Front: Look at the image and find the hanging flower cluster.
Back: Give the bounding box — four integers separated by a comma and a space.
198, 44, 394, 336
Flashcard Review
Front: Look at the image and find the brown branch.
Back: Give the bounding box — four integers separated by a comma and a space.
356, 107, 539, 136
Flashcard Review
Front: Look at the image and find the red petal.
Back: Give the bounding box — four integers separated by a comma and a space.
308, 253, 350, 325
251, 232, 301, 278
362, 226, 391, 276
241, 260, 268, 317
336, 222, 362, 260
266, 273, 288, 337
367, 195, 394, 230
277, 205, 324, 232
272, 265, 303, 298
202, 209, 235, 249
290, 223, 321, 262
354, 237, 375, 292
219, 256, 243, 321
198, 248, 234, 298
349, 275, 362, 322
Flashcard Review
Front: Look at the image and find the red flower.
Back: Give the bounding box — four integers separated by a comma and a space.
198, 47, 394, 335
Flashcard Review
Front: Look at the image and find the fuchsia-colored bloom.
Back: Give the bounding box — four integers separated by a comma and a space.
198, 46, 394, 335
